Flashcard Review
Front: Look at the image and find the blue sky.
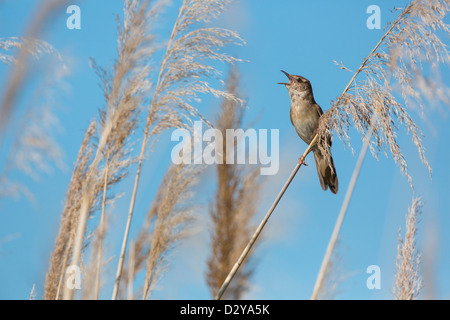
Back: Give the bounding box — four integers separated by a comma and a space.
0, 0, 449, 300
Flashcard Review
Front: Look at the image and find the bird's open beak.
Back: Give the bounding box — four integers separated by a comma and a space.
278, 70, 292, 85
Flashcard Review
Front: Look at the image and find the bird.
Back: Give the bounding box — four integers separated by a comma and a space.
278, 70, 338, 194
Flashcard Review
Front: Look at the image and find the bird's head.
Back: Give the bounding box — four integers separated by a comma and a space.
278, 70, 312, 95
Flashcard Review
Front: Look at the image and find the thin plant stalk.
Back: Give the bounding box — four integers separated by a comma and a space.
214, 134, 318, 300
94, 151, 111, 300
54, 235, 73, 299
127, 241, 135, 300
61, 147, 103, 301
310, 128, 372, 300
111, 2, 186, 300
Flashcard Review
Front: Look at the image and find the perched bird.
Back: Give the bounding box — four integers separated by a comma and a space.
279, 70, 338, 194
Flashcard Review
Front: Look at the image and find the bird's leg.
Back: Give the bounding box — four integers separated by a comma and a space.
298, 155, 308, 166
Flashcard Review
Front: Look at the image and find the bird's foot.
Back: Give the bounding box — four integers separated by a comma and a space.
298, 155, 308, 166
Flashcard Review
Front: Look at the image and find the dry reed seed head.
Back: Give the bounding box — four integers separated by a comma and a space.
385, 0, 450, 112
44, 121, 97, 300
0, 0, 71, 142
56, 0, 160, 300
0, 37, 61, 65
0, 37, 65, 143
114, 0, 244, 299
148, 0, 245, 136
318, 0, 449, 187
206, 66, 261, 299
84, 0, 159, 297
93, 0, 155, 192
0, 37, 67, 198
394, 197, 423, 300
141, 163, 201, 299
12, 60, 68, 180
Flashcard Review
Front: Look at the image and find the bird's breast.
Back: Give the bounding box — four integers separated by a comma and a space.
290, 99, 320, 145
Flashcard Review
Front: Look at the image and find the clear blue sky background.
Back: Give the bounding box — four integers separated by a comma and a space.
0, 0, 449, 300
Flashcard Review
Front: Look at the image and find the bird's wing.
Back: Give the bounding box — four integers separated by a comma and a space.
314, 103, 333, 147
314, 103, 324, 116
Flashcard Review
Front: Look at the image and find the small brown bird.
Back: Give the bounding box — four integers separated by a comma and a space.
279, 70, 338, 194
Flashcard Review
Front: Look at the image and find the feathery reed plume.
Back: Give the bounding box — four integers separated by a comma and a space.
60, 0, 155, 300
318, 0, 450, 186
112, 0, 244, 299
0, 37, 60, 66
114, 163, 200, 299
0, 0, 70, 147
0, 2, 69, 207
140, 164, 200, 300
394, 197, 423, 300
206, 67, 261, 299
0, 51, 67, 202
44, 121, 97, 300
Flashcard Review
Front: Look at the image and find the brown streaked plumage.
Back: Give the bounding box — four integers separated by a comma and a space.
279, 70, 338, 194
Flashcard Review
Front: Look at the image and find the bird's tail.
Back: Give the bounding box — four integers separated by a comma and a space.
313, 151, 338, 194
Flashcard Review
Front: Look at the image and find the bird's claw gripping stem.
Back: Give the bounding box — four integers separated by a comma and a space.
298, 155, 308, 166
